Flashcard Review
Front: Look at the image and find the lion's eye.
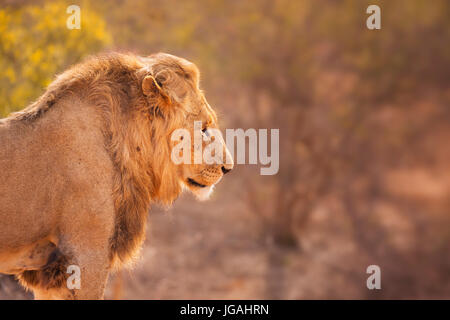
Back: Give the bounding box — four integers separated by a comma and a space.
202, 127, 210, 138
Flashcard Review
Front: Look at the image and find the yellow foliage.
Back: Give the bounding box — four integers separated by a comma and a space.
0, 0, 111, 117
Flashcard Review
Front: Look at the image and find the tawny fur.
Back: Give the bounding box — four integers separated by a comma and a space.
0, 52, 232, 299
18, 248, 69, 290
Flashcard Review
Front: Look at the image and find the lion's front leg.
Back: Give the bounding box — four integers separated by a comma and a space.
68, 250, 111, 300
30, 266, 110, 300
54, 182, 115, 300
32, 287, 74, 300
24, 238, 112, 300
26, 207, 115, 299
54, 222, 113, 300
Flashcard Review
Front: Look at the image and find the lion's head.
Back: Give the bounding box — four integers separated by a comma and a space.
8, 52, 233, 205
138, 53, 234, 202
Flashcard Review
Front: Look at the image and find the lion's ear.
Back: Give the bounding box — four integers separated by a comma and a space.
142, 75, 162, 96
142, 76, 172, 117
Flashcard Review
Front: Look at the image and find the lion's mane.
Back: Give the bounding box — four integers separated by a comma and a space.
10, 53, 190, 281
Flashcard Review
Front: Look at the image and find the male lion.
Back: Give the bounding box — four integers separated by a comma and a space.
0, 52, 233, 299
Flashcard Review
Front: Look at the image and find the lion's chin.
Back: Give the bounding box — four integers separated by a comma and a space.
192, 184, 214, 201
182, 182, 214, 201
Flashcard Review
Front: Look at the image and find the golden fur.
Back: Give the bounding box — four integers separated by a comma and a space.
0, 52, 233, 299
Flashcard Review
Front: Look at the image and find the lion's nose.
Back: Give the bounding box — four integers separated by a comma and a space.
221, 166, 232, 175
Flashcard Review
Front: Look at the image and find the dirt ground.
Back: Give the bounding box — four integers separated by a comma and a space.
1, 168, 448, 300
102, 178, 369, 300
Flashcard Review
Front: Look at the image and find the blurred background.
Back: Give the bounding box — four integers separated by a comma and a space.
0, 0, 449, 299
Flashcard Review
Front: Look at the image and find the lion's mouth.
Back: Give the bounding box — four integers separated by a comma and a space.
187, 178, 207, 188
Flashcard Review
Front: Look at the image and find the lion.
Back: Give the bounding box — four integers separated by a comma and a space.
0, 52, 233, 299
